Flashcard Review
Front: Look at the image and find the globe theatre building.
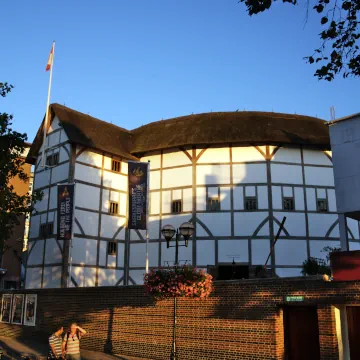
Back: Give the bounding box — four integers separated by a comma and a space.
24, 104, 360, 288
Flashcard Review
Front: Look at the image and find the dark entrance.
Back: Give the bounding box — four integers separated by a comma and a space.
217, 265, 249, 280
347, 306, 360, 359
284, 306, 320, 360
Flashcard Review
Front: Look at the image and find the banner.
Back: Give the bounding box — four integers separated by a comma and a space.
128, 161, 149, 230
57, 184, 75, 240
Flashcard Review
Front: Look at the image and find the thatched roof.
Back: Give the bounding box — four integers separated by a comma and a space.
27, 104, 330, 164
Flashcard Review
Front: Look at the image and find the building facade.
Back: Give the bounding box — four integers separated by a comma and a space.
25, 105, 360, 288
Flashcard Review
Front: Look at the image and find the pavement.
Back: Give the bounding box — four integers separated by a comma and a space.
0, 337, 151, 360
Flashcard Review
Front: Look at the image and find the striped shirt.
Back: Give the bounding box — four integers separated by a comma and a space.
64, 332, 81, 355
48, 333, 62, 358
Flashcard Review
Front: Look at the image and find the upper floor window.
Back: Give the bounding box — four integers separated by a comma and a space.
40, 222, 54, 238
172, 200, 182, 214
207, 197, 220, 211
317, 199, 328, 212
108, 241, 117, 256
283, 197, 295, 211
112, 160, 121, 172
245, 197, 257, 211
109, 201, 119, 215
46, 153, 59, 167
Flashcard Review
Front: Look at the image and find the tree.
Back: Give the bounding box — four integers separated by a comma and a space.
238, 0, 360, 80
0, 82, 42, 261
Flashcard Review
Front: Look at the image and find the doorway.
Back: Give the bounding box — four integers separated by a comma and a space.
347, 306, 360, 359
284, 306, 321, 360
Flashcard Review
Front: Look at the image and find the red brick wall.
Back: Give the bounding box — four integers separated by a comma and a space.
1, 277, 359, 360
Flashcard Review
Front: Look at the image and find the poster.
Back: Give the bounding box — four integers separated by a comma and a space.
0, 294, 12, 323
128, 161, 149, 230
57, 184, 75, 240
10, 294, 24, 325
23, 294, 37, 326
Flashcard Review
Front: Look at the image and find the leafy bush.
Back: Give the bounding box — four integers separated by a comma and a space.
301, 257, 331, 276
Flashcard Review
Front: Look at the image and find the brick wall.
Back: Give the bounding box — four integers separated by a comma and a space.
1, 277, 359, 360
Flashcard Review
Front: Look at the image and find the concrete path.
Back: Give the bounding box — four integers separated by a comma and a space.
0, 337, 151, 360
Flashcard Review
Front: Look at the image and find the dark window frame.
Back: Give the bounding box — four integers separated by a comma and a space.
107, 241, 117, 256
46, 152, 59, 167
111, 159, 121, 172
207, 197, 221, 211
317, 198, 328, 212
172, 199, 182, 214
109, 201, 119, 215
245, 197, 257, 211
40, 222, 54, 238
283, 197, 295, 211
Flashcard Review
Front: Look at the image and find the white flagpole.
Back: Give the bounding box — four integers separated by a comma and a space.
41, 41, 55, 168
145, 161, 150, 273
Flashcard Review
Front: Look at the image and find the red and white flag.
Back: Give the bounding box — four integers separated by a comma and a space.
45, 43, 54, 71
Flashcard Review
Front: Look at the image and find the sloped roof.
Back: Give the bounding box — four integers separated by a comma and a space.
27, 104, 331, 164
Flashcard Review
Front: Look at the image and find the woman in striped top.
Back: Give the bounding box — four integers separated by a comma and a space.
62, 323, 87, 360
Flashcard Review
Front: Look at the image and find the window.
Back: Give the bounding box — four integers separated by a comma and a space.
46, 152, 59, 167
40, 222, 54, 238
207, 197, 220, 211
172, 200, 182, 213
283, 197, 295, 211
4, 281, 17, 290
317, 199, 328, 212
112, 160, 121, 172
108, 241, 117, 256
109, 201, 119, 215
245, 197, 257, 211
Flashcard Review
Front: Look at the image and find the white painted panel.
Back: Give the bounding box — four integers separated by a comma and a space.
115, 227, 125, 240
233, 164, 267, 184
150, 192, 160, 215
49, 116, 61, 132
98, 269, 123, 286
275, 240, 307, 265
349, 242, 360, 251
172, 189, 182, 200
122, 161, 128, 175
75, 209, 99, 237
150, 171, 160, 190
310, 240, 341, 261
197, 213, 231, 236
234, 213, 269, 236
110, 191, 120, 202
276, 268, 302, 278
100, 215, 125, 239
327, 189, 337, 212
163, 149, 191, 168
117, 242, 125, 267
48, 186, 57, 210
197, 165, 230, 185
294, 187, 305, 211
48, 131, 60, 148
71, 267, 96, 287
129, 270, 145, 285
232, 146, 265, 162
71, 237, 97, 265
197, 147, 230, 163
347, 218, 359, 239
271, 164, 303, 184
59, 145, 70, 163
283, 187, 292, 197
27, 240, 44, 265
183, 188, 193, 212
233, 186, 244, 210
130, 242, 158, 267
304, 167, 335, 186
196, 240, 215, 266
130, 230, 145, 241
103, 157, 111, 171
99, 241, 107, 266
102, 189, 110, 212
308, 214, 338, 237
163, 167, 192, 188
34, 170, 50, 190
303, 149, 332, 166
44, 239, 63, 264
103, 171, 127, 191
25, 267, 42, 289
29, 215, 40, 238
208, 187, 218, 197
257, 186, 268, 209
119, 193, 127, 216
245, 186, 256, 197
220, 187, 231, 210
218, 240, 248, 262
162, 191, 171, 214
141, 153, 161, 169
274, 212, 306, 237
77, 150, 103, 167
196, 187, 206, 211
317, 189, 326, 198
51, 163, 69, 184
108, 254, 116, 267
148, 216, 160, 239
43, 266, 62, 288
75, 163, 101, 185
75, 183, 100, 211
306, 188, 317, 211
272, 147, 301, 163
251, 239, 270, 265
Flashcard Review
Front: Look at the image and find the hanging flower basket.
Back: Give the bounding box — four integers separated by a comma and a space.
144, 265, 213, 300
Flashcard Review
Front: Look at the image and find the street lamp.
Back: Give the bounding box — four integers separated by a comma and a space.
161, 222, 195, 360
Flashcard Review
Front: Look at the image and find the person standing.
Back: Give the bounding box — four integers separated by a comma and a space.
62, 323, 87, 360
48, 325, 64, 359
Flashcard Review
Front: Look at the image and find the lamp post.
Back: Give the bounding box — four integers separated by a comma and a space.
161, 222, 195, 360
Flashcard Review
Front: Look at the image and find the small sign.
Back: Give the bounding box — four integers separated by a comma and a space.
57, 184, 75, 240
285, 295, 304, 302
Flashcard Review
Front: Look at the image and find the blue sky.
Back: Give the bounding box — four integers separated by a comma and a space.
1, 1, 359, 142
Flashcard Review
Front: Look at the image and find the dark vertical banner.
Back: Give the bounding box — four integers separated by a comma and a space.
57, 184, 75, 240
128, 162, 149, 230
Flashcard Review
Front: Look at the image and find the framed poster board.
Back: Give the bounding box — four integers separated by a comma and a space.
23, 294, 37, 326
11, 294, 24, 325
0, 294, 12, 323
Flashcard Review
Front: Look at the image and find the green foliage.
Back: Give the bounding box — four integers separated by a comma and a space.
0, 82, 42, 256
238, 0, 360, 80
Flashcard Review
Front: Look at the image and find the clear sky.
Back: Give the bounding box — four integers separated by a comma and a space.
1, 0, 359, 142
